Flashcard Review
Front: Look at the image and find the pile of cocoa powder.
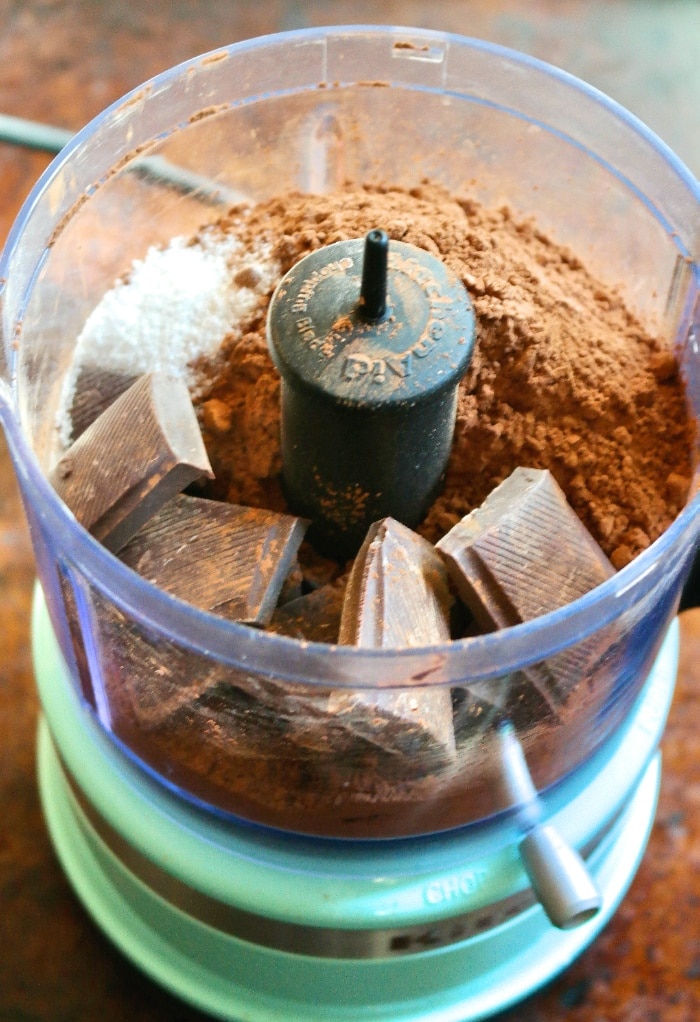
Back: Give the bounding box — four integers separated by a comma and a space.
192, 182, 695, 571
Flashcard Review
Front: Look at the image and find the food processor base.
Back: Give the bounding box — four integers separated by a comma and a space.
32, 589, 678, 1022
37, 725, 659, 1022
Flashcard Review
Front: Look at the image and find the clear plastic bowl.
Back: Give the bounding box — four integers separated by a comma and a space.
0, 26, 698, 838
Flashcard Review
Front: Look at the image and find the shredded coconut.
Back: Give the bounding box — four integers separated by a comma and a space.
56, 228, 279, 447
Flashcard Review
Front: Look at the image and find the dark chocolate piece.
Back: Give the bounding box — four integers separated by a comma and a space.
276, 559, 304, 606
99, 610, 359, 757
267, 582, 346, 643
50, 371, 213, 552
331, 517, 457, 765
437, 467, 616, 706
68, 364, 139, 441
451, 686, 503, 745
119, 494, 308, 625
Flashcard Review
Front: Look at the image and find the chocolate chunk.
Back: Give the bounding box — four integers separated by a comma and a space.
437, 468, 616, 707
452, 668, 561, 745
251, 520, 458, 767
451, 686, 503, 745
50, 372, 213, 552
268, 581, 346, 642
67, 364, 139, 441
100, 613, 356, 759
119, 494, 308, 625
331, 518, 457, 765
276, 559, 304, 605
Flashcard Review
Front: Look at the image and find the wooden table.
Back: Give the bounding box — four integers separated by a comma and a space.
1, 2, 698, 1019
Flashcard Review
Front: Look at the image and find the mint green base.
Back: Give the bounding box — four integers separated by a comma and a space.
33, 587, 676, 1021
38, 725, 659, 1022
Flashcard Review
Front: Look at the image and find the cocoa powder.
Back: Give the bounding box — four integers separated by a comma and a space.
192, 182, 695, 571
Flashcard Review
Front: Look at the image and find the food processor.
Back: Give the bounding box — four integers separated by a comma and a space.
0, 26, 698, 1022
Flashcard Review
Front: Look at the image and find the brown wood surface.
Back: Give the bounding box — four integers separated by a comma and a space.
1, 2, 698, 1019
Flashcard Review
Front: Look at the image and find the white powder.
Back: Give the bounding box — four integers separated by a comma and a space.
57, 227, 279, 447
